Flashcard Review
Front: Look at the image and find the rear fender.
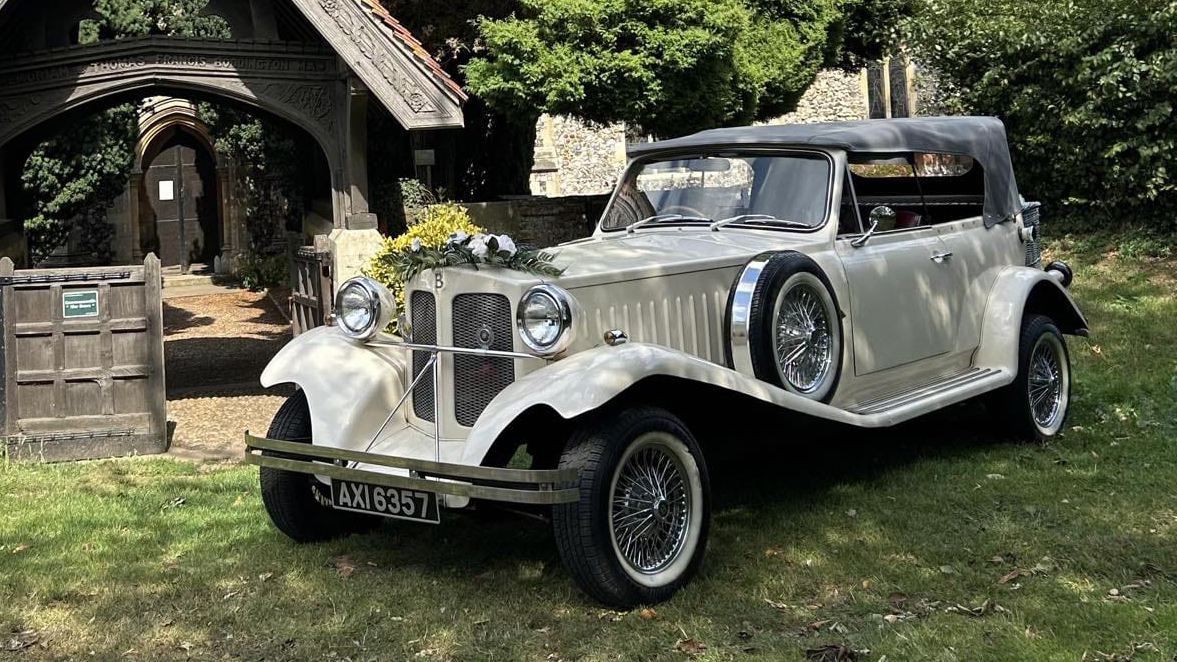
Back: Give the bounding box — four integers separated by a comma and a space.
974, 267, 1089, 372
260, 326, 408, 450
462, 342, 856, 466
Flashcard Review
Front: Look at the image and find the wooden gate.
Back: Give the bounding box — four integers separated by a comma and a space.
0, 255, 167, 462
290, 247, 333, 336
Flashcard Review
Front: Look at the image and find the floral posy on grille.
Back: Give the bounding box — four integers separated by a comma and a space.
394, 232, 563, 283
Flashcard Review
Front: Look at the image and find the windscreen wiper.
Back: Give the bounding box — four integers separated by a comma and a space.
710, 214, 811, 231
627, 213, 712, 233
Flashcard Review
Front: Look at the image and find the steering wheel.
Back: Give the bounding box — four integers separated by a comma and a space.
659, 205, 708, 219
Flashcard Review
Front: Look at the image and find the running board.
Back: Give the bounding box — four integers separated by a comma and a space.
847, 367, 1008, 418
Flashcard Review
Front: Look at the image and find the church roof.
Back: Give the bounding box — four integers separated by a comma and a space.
358, 0, 466, 102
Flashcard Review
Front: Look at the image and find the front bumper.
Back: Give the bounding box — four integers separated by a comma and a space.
244, 433, 580, 505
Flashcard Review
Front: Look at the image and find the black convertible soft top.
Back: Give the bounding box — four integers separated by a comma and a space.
627, 117, 1021, 227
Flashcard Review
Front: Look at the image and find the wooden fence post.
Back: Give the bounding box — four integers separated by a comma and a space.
0, 257, 11, 438
144, 253, 168, 450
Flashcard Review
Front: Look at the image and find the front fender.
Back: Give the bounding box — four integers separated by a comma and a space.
974, 267, 1089, 372
462, 342, 857, 465
260, 326, 408, 450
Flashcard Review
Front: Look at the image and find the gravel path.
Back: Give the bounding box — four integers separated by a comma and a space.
163, 291, 294, 462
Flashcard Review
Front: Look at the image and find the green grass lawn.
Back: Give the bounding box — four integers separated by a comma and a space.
2, 236, 1175, 661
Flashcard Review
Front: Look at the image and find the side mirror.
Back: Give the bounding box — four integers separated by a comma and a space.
852, 206, 895, 247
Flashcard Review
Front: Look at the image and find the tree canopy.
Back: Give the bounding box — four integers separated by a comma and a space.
906, 0, 1177, 222
463, 0, 886, 138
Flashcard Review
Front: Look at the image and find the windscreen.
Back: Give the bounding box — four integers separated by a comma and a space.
601, 153, 832, 231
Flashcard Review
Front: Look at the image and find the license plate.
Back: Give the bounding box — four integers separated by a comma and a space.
330, 479, 441, 524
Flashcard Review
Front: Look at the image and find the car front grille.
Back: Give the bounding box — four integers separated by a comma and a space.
408, 290, 517, 428
452, 294, 516, 427
1023, 203, 1042, 268
410, 290, 437, 422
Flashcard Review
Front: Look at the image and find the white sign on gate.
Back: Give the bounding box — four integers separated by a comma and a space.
159, 180, 175, 201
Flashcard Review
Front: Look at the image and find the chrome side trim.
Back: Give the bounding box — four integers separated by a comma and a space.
728, 252, 775, 376
849, 367, 996, 415
245, 434, 580, 506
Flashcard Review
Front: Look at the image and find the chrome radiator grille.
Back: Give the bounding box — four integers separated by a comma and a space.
410, 290, 437, 421
452, 294, 516, 427
1023, 203, 1042, 268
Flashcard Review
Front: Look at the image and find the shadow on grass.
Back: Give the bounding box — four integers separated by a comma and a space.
2, 384, 1173, 660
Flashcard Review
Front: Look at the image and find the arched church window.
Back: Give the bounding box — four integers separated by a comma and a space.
866, 56, 915, 119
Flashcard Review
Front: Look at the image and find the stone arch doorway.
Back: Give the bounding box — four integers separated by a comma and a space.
138, 124, 221, 270
0, 0, 466, 283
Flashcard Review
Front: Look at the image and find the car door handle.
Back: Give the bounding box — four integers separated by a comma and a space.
931, 251, 954, 262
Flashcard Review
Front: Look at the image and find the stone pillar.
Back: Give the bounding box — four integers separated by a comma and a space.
229, 165, 246, 263
216, 166, 234, 273
327, 222, 383, 293
318, 78, 383, 292
107, 187, 133, 264
345, 79, 371, 218
128, 170, 143, 261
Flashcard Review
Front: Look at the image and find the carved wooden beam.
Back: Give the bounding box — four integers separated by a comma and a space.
287, 0, 464, 130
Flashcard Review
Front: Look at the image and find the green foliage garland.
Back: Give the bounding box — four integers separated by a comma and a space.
392, 232, 564, 285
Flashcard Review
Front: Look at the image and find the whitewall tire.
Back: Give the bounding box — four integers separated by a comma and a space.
990, 314, 1072, 441
552, 407, 710, 607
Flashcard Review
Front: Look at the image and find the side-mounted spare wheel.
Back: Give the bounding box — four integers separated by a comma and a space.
726, 251, 844, 403
259, 391, 380, 543
552, 407, 711, 607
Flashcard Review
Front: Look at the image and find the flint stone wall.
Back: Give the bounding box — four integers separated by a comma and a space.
529, 69, 869, 197
526, 64, 950, 204
466, 195, 609, 248
771, 68, 867, 124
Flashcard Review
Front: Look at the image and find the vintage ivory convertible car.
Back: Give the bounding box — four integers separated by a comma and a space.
246, 117, 1086, 607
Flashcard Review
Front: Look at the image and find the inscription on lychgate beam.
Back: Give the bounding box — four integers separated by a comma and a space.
0, 53, 335, 89
317, 0, 437, 114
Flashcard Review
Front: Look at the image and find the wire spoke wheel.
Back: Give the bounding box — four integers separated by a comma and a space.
773, 282, 834, 394
1028, 334, 1066, 429
609, 441, 693, 575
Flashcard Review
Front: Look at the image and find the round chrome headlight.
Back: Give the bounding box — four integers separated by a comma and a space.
517, 284, 574, 356
334, 277, 396, 341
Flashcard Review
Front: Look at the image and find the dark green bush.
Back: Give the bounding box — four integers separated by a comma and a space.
909, 0, 1177, 228
463, 0, 846, 137
234, 252, 289, 292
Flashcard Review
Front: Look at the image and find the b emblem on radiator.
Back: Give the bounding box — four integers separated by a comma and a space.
476, 324, 495, 348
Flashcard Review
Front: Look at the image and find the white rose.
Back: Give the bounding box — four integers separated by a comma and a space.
448, 231, 469, 245
497, 234, 518, 257
468, 234, 490, 259
410, 237, 422, 253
